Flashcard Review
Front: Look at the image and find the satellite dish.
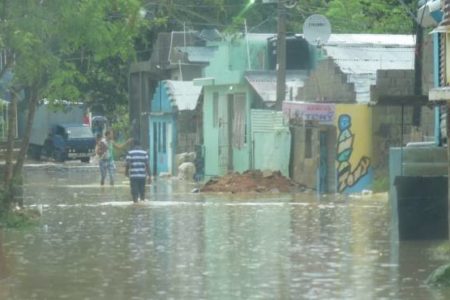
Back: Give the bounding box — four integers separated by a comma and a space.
303, 14, 331, 46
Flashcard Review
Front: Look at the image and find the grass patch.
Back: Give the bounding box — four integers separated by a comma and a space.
372, 176, 389, 193
0, 209, 40, 229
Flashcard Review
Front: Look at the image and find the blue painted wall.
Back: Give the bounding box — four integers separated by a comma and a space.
149, 81, 177, 175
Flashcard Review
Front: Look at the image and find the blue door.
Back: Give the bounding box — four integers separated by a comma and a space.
151, 116, 176, 176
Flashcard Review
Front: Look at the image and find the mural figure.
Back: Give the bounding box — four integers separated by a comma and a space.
336, 114, 370, 192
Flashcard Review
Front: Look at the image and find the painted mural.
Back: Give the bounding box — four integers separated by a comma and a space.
336, 114, 371, 192
335, 104, 373, 193
283, 102, 373, 193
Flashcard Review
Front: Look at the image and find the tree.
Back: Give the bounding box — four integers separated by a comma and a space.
0, 0, 146, 213
315, 0, 415, 34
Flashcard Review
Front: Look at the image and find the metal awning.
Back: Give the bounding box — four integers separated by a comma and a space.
245, 70, 307, 103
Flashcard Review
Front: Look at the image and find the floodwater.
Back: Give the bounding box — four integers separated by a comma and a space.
0, 163, 449, 300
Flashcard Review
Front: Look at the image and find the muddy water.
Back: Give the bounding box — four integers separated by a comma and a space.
0, 163, 449, 299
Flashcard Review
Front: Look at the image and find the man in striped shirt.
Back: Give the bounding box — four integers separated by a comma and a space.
125, 140, 151, 203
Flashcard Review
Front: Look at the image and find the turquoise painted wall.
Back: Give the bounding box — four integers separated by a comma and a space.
204, 35, 269, 85
151, 81, 172, 113
202, 36, 269, 177
203, 85, 251, 177
149, 81, 177, 175
203, 87, 220, 177
201, 34, 320, 177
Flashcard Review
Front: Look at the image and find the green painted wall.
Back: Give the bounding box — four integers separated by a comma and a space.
203, 85, 252, 177
203, 86, 220, 177
202, 35, 269, 177
201, 34, 319, 178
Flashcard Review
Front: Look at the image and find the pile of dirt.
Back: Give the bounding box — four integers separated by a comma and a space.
201, 170, 298, 193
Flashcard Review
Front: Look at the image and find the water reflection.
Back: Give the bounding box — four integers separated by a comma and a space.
0, 164, 448, 299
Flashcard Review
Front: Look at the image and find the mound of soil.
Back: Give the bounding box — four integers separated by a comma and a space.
201, 170, 297, 193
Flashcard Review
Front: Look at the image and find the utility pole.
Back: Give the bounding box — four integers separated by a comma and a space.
413, 10, 423, 127
275, 0, 287, 110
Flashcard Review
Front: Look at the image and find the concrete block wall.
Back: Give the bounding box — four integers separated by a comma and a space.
297, 58, 356, 103
372, 105, 436, 176
372, 70, 415, 99
422, 34, 435, 96
402, 147, 447, 176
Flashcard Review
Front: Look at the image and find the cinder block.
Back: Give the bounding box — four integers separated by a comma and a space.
403, 147, 447, 163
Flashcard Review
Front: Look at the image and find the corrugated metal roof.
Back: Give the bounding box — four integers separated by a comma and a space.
165, 80, 202, 111
323, 38, 415, 103
326, 34, 415, 46
245, 70, 308, 103
244, 33, 416, 46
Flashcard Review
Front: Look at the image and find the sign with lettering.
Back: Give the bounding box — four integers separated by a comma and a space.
282, 101, 336, 124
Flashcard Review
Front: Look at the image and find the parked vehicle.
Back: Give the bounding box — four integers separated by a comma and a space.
91, 115, 108, 136
29, 102, 96, 162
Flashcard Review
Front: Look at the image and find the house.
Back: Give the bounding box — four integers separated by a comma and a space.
194, 34, 312, 178
285, 34, 433, 193
149, 80, 202, 176
129, 30, 219, 148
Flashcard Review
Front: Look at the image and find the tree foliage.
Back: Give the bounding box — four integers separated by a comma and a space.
137, 0, 417, 42
0, 0, 146, 210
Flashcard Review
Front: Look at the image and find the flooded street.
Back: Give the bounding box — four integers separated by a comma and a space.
0, 164, 449, 299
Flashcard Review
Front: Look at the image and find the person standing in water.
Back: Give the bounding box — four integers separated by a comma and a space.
125, 139, 151, 203
98, 129, 131, 186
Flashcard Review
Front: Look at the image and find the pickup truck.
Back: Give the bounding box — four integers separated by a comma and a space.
29, 102, 96, 162
42, 124, 95, 162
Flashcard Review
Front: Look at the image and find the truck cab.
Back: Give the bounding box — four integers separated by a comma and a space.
46, 124, 96, 162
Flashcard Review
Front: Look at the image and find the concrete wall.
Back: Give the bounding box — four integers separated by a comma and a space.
203, 85, 252, 177
371, 70, 414, 99
296, 58, 356, 103
251, 109, 290, 177
372, 105, 436, 176
283, 102, 372, 193
176, 110, 201, 154
201, 36, 271, 178
290, 125, 320, 189
335, 104, 373, 193
389, 147, 448, 240
422, 33, 435, 95
129, 70, 153, 149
